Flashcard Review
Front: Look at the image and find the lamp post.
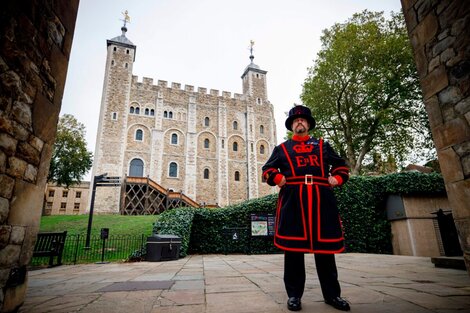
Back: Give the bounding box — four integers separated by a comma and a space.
85, 173, 107, 249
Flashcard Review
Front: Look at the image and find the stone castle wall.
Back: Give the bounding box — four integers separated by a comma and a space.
401, 0, 470, 272
93, 35, 278, 210
0, 1, 79, 311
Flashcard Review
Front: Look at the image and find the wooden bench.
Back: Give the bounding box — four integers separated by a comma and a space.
33, 231, 67, 267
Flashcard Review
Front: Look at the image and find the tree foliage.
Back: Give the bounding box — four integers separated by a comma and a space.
301, 10, 434, 174
48, 114, 93, 188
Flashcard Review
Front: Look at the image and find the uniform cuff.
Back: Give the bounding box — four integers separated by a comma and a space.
334, 175, 343, 186
273, 174, 284, 185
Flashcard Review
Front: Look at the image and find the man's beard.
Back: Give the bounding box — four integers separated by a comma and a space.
294, 125, 306, 134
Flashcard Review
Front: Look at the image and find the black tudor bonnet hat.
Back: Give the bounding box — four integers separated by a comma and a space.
285, 105, 316, 131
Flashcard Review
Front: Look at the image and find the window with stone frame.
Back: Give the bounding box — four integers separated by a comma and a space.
233, 120, 238, 130
233, 141, 238, 152
235, 171, 240, 181
204, 117, 210, 126
204, 138, 210, 149
60, 202, 66, 209
135, 107, 140, 114
129, 158, 144, 177
62, 191, 68, 197
260, 125, 264, 134
150, 109, 155, 116
76, 191, 82, 198
145, 108, 149, 115
164, 111, 168, 118
130, 106, 135, 114
74, 203, 80, 209
260, 144, 265, 154
48, 190, 54, 197
204, 168, 210, 179
135, 129, 143, 141
171, 133, 178, 145
169, 162, 178, 177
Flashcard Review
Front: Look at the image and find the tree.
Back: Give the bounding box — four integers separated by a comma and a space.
48, 114, 93, 188
301, 10, 434, 175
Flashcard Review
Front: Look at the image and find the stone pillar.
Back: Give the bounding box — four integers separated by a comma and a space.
401, 0, 470, 273
0, 1, 79, 311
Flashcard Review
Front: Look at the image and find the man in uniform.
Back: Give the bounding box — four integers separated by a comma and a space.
262, 105, 351, 311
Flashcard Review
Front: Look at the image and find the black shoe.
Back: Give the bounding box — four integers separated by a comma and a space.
287, 297, 302, 311
325, 297, 350, 311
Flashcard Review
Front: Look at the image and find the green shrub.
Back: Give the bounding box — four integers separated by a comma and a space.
152, 207, 196, 257
152, 172, 445, 256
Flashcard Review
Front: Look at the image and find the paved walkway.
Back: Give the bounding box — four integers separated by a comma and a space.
21, 253, 470, 313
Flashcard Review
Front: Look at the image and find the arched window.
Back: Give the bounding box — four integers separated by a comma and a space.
164, 111, 168, 118
145, 108, 149, 115
204, 168, 210, 179
135, 129, 143, 141
260, 125, 264, 134
169, 162, 178, 177
135, 107, 140, 114
235, 171, 240, 181
260, 145, 265, 154
150, 109, 155, 116
130, 106, 134, 114
221, 139, 225, 149
233, 141, 238, 152
171, 133, 178, 145
204, 117, 210, 126
204, 138, 210, 149
233, 121, 238, 130
129, 159, 144, 177
169, 111, 173, 118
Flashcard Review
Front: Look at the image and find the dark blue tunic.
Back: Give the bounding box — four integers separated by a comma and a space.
262, 136, 349, 253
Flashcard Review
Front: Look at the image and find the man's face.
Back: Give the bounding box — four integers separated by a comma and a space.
292, 117, 309, 135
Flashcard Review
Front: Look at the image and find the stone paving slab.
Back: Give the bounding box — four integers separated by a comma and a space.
20, 253, 470, 313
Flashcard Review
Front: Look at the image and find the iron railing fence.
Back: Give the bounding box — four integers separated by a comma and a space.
30, 234, 147, 266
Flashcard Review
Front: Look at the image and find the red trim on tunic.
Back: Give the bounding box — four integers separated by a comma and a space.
274, 241, 345, 254
334, 175, 343, 186
331, 166, 349, 173
308, 185, 313, 251
275, 185, 307, 241
273, 173, 284, 185
280, 143, 296, 176
292, 135, 309, 141
319, 138, 325, 177
316, 185, 344, 242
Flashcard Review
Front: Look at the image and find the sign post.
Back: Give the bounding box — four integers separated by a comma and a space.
84, 173, 121, 249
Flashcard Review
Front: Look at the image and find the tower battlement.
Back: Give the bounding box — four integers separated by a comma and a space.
131, 75, 247, 101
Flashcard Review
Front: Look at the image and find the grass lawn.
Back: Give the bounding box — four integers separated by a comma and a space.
39, 215, 157, 237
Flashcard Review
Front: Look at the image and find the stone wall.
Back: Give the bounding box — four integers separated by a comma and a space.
0, 1, 79, 311
401, 0, 470, 272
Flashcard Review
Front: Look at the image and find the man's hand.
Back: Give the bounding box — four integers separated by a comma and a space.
328, 175, 338, 187
278, 176, 286, 187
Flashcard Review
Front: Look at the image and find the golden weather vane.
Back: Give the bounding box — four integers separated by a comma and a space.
121, 10, 131, 27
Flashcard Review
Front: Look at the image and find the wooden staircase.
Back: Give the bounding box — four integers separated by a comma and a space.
121, 176, 200, 215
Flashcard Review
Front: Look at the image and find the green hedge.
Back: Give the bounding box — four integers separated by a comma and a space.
152, 172, 445, 256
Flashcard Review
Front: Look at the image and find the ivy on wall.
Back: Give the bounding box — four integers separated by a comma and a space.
152, 172, 445, 256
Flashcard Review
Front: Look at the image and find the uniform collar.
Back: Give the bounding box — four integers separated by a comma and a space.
292, 135, 310, 141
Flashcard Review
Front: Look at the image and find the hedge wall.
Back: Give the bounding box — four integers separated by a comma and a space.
152, 172, 445, 256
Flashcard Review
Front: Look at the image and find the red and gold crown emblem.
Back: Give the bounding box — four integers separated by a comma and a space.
293, 143, 313, 153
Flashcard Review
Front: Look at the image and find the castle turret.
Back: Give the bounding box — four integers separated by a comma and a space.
91, 15, 136, 213
241, 41, 268, 104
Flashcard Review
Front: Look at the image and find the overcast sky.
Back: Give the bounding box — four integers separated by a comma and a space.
61, 0, 403, 180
